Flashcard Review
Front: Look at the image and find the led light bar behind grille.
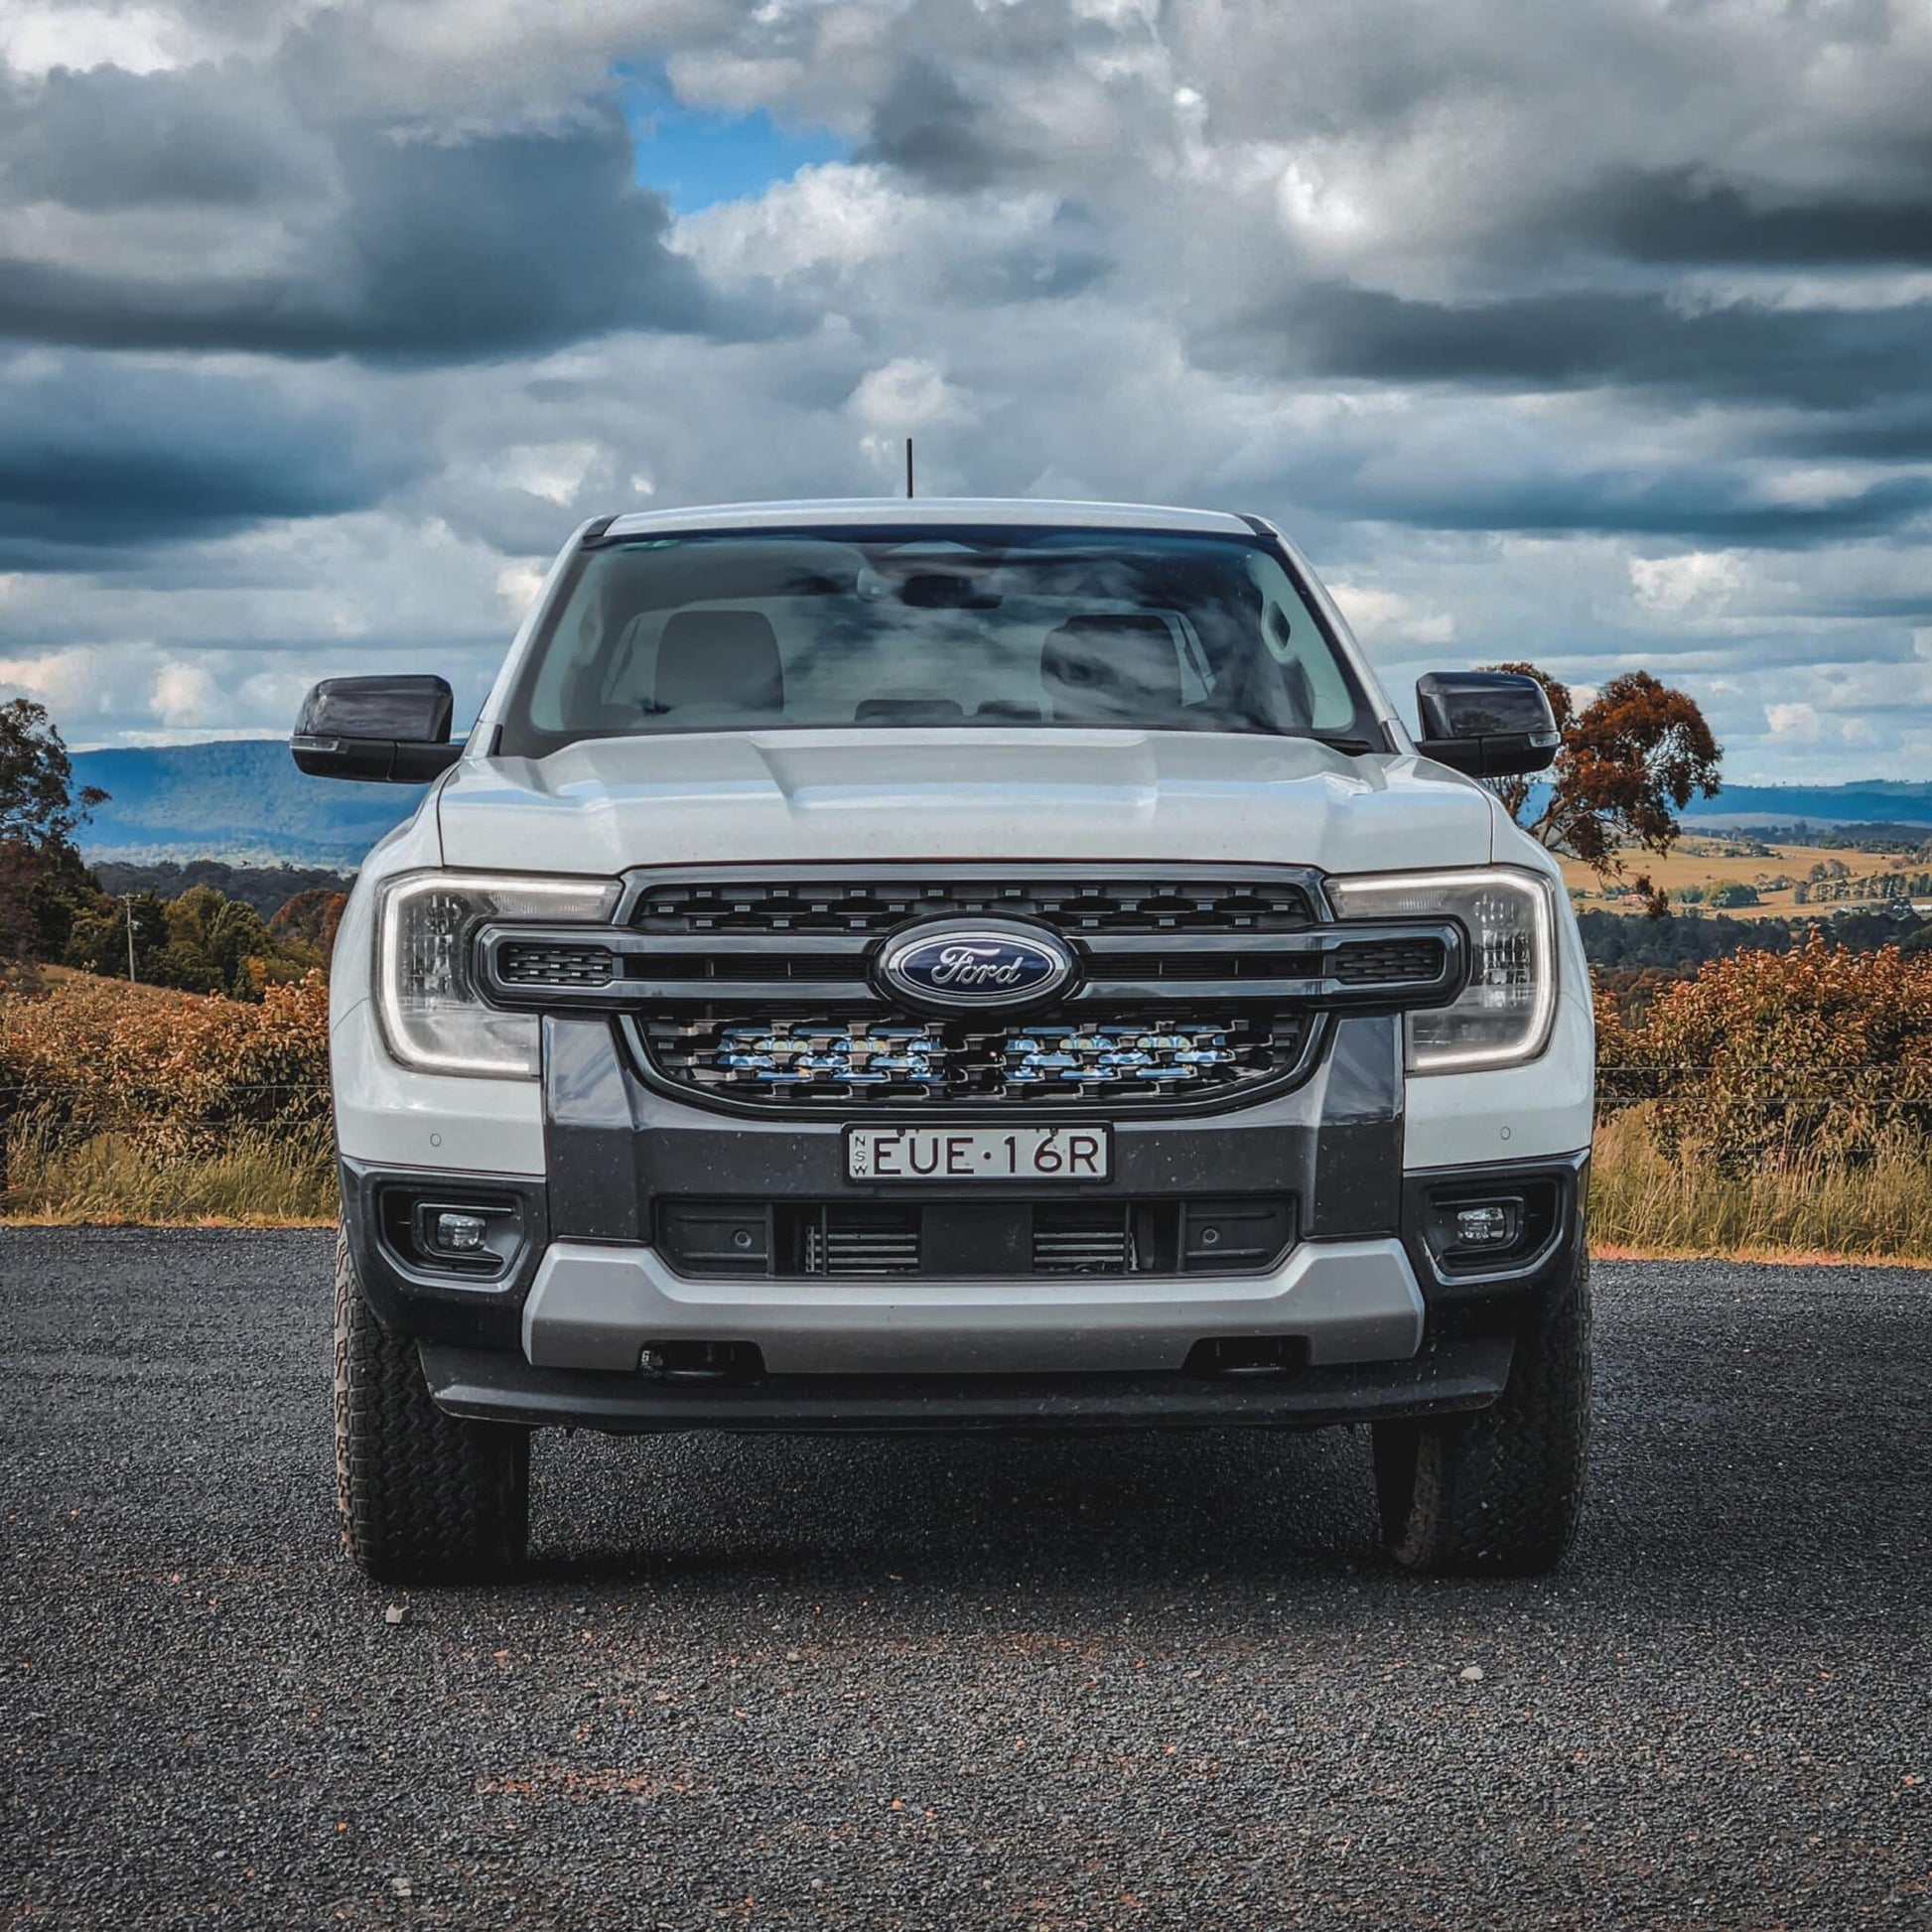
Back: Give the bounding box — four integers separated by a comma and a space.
642, 1013, 1292, 1105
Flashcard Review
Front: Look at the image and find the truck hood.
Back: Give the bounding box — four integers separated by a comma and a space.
435, 729, 1497, 876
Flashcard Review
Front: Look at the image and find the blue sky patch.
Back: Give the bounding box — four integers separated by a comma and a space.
619, 66, 850, 212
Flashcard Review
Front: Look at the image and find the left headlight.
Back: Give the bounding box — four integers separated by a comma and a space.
374, 871, 621, 1077
1327, 866, 1557, 1073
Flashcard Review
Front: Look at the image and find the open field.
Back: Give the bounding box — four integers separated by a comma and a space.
1560, 835, 1928, 915
5, 1228, 1930, 1930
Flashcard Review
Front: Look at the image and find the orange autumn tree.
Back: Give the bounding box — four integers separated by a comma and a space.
1485, 667, 1722, 918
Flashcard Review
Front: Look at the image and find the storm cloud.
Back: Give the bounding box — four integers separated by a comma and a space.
0, 70, 725, 359
0, 0, 1928, 778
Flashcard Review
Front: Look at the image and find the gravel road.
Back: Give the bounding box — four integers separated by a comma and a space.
3, 1229, 1929, 1930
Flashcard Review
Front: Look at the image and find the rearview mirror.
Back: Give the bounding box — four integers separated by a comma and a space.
290, 675, 462, 784
1414, 671, 1561, 778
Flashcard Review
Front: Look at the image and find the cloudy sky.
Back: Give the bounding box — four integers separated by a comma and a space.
1, 0, 1929, 781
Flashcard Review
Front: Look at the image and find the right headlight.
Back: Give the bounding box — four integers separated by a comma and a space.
1327, 867, 1557, 1073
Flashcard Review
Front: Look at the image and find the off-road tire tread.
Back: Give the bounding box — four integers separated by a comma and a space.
1374, 1249, 1591, 1577
333, 1226, 529, 1583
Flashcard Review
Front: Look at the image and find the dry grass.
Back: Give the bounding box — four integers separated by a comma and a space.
1589, 1106, 1932, 1263
2, 1119, 337, 1226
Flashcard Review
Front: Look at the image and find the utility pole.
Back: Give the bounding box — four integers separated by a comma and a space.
123, 894, 137, 982
905, 437, 914, 499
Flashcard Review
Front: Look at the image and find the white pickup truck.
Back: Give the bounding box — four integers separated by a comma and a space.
296, 498, 1593, 1584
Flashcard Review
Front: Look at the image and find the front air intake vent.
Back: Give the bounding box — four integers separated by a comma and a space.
497, 941, 617, 988
799, 1205, 921, 1277
1032, 1204, 1135, 1275
1328, 937, 1449, 986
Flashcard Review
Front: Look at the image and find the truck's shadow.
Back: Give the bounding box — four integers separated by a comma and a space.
517, 1267, 1932, 1594
525, 1422, 1378, 1586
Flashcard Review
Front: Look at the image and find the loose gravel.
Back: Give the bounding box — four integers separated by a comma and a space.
3, 1229, 1930, 1929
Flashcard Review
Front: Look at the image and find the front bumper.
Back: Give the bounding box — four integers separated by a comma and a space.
516, 1232, 1424, 1375
339, 1006, 1587, 1433
420, 1331, 1516, 1435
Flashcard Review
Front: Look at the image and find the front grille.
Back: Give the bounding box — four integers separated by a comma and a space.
632, 874, 1316, 935
640, 1013, 1303, 1106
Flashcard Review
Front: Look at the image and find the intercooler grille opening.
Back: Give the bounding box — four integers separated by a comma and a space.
1032, 1203, 1137, 1275
798, 1205, 921, 1277
640, 1013, 1304, 1106
667, 1199, 1296, 1279
632, 875, 1317, 936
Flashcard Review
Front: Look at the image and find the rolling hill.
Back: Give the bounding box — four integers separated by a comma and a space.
1680, 781, 1932, 829
66, 739, 1932, 866
71, 740, 422, 866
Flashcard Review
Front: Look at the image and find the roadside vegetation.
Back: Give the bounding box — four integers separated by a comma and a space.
1592, 938, 1932, 1260
0, 970, 334, 1224
6, 692, 1932, 1257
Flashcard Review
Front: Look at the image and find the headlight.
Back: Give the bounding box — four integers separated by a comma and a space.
374, 871, 621, 1077
1327, 867, 1556, 1072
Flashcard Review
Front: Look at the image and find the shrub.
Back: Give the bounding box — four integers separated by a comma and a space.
1597, 934, 1932, 1171
0, 970, 331, 1165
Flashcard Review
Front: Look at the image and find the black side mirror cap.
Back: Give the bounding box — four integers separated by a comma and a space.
290, 676, 462, 784
1414, 670, 1561, 778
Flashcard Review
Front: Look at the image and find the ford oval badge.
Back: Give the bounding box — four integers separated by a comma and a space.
880, 923, 1073, 1010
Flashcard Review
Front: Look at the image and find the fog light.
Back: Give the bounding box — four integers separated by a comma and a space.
1452, 1201, 1518, 1249
433, 1210, 488, 1253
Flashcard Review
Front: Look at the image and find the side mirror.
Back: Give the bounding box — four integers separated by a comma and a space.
1414, 671, 1561, 778
290, 676, 462, 784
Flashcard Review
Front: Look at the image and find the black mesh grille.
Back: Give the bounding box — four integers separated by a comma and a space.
632, 875, 1316, 935
629, 953, 862, 983
498, 941, 617, 987
1091, 951, 1312, 982
640, 1012, 1302, 1106
1329, 937, 1447, 986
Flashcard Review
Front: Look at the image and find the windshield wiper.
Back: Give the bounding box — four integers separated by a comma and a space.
1299, 730, 1383, 756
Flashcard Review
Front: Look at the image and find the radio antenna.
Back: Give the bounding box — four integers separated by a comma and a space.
904, 437, 914, 499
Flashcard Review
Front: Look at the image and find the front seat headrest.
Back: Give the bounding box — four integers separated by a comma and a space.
1040, 615, 1183, 721
853, 698, 966, 724
654, 610, 783, 716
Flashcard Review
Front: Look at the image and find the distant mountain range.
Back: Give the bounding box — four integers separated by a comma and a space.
1680, 781, 1932, 829
66, 739, 1932, 865
72, 739, 421, 865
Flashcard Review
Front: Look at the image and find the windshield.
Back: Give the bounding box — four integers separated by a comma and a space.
495, 525, 1385, 758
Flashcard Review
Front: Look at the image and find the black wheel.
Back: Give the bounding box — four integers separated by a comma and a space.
333, 1227, 529, 1583
1373, 1248, 1591, 1577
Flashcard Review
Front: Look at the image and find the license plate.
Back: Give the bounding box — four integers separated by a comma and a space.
847, 1124, 1112, 1182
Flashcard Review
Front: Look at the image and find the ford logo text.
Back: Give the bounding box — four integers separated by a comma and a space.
879, 923, 1073, 1010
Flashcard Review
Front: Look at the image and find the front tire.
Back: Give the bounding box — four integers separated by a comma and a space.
333, 1227, 529, 1583
1372, 1249, 1591, 1577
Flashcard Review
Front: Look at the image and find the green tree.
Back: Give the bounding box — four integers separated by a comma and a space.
66, 890, 171, 980
0, 699, 108, 962
160, 884, 275, 995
